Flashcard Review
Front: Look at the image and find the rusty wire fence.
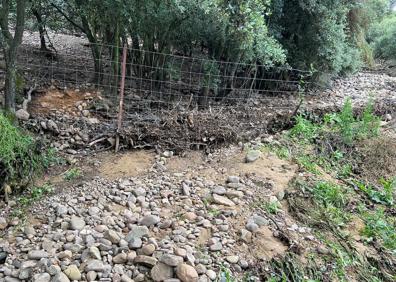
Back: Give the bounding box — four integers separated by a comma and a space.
13, 42, 319, 150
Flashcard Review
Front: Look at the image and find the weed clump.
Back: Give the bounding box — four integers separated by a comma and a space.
0, 113, 54, 197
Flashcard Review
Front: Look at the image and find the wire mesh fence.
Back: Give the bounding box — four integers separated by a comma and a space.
16, 42, 315, 118
8, 41, 323, 150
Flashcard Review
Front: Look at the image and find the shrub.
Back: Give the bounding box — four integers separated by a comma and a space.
324, 98, 380, 145
368, 14, 396, 60
0, 113, 51, 195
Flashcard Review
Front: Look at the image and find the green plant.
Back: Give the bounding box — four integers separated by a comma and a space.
325, 98, 380, 145
64, 168, 82, 181
361, 208, 396, 252
296, 156, 321, 175
0, 114, 53, 193
18, 183, 54, 207
312, 181, 348, 208
208, 208, 221, 217
369, 13, 396, 60
356, 179, 395, 206
263, 201, 281, 214
290, 115, 319, 142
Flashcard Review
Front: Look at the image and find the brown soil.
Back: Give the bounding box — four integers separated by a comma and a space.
29, 88, 98, 116
98, 150, 155, 180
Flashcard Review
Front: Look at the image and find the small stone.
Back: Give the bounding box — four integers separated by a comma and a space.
176, 263, 199, 282
64, 265, 81, 280
225, 256, 239, 264
184, 212, 197, 221
227, 176, 240, 183
212, 186, 226, 195
16, 109, 30, 121
85, 260, 105, 272
151, 263, 174, 281
246, 222, 259, 233
0, 217, 8, 230
160, 254, 184, 266
139, 215, 160, 227
277, 191, 285, 201
104, 229, 121, 244
88, 207, 100, 216
195, 264, 207, 275
174, 248, 187, 257
316, 246, 330, 255
57, 205, 68, 216
251, 215, 269, 227
134, 255, 158, 267
133, 187, 146, 197
121, 274, 134, 282
86, 271, 97, 281
58, 250, 73, 260
141, 244, 156, 256
128, 237, 143, 249
32, 273, 51, 282
209, 242, 223, 252
28, 250, 49, 260
206, 270, 217, 280
70, 216, 85, 230
239, 260, 249, 269
24, 225, 36, 236
127, 251, 137, 262
246, 150, 261, 163
212, 194, 235, 207
113, 253, 127, 264
88, 246, 101, 260
52, 272, 70, 282
240, 229, 252, 243
126, 225, 149, 240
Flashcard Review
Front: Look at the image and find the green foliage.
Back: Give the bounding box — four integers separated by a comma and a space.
324, 98, 380, 145
18, 183, 54, 206
202, 61, 221, 91
356, 178, 395, 206
269, 0, 363, 74
369, 13, 396, 60
296, 156, 321, 175
313, 182, 348, 208
361, 208, 396, 252
263, 201, 281, 215
0, 113, 51, 189
64, 168, 82, 181
290, 115, 319, 142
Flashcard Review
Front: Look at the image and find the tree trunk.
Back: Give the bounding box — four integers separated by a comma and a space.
4, 51, 17, 112
0, 0, 26, 112
32, 8, 47, 51
90, 43, 103, 85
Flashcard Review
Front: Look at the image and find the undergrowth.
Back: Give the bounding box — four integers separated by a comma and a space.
265, 99, 396, 281
0, 113, 57, 197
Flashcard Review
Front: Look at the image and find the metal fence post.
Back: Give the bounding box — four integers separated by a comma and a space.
115, 44, 128, 152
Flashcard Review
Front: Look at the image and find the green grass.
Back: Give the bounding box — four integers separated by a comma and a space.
64, 168, 82, 181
